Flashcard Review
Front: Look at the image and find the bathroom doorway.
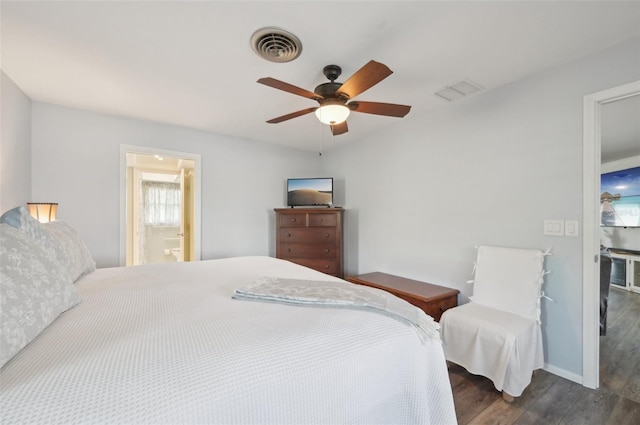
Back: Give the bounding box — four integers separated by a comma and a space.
120, 145, 201, 266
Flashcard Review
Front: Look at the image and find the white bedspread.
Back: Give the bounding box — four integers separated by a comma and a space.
0, 256, 457, 425
234, 276, 441, 343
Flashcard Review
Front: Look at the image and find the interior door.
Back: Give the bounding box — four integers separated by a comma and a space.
178, 168, 185, 262
132, 168, 142, 265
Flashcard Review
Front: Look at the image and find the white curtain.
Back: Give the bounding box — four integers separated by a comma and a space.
142, 181, 181, 226
138, 181, 181, 264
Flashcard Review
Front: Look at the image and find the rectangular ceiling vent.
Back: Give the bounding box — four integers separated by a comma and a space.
434, 80, 484, 102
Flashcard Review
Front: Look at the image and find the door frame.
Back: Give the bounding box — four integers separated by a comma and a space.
582, 80, 640, 389
119, 144, 202, 266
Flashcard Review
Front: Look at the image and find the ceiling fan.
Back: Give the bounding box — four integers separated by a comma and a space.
257, 60, 411, 136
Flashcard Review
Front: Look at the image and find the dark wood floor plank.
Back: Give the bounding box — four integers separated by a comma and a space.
620, 357, 640, 403
517, 377, 584, 425
449, 364, 503, 425
606, 396, 640, 425
600, 345, 638, 393
466, 398, 523, 425
606, 288, 632, 325
602, 290, 640, 398
559, 386, 618, 425
473, 370, 558, 425
448, 363, 477, 391
465, 372, 557, 425
601, 291, 635, 348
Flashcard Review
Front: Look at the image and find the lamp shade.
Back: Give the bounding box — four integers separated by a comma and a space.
27, 203, 58, 223
315, 103, 350, 125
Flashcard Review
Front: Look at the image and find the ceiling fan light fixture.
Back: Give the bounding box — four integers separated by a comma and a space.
315, 103, 350, 125
259, 60, 410, 135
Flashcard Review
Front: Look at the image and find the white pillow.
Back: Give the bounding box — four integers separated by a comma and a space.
41, 221, 96, 282
0, 223, 81, 368
0, 207, 96, 283
471, 245, 545, 320
0, 206, 48, 241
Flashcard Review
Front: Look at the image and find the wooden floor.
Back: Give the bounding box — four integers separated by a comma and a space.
449, 288, 640, 425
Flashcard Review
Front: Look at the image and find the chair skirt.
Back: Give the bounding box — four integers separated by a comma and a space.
440, 302, 544, 397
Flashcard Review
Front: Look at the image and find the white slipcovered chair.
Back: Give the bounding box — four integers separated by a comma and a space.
440, 245, 549, 401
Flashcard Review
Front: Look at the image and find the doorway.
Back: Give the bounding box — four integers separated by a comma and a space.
119, 145, 202, 266
582, 80, 640, 389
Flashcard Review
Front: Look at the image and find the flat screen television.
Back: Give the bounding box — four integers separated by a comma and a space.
287, 177, 333, 207
601, 166, 640, 227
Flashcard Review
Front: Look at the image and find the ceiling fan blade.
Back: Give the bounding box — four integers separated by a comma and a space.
336, 60, 393, 100
257, 77, 323, 100
266, 107, 318, 124
330, 121, 348, 136
349, 101, 411, 117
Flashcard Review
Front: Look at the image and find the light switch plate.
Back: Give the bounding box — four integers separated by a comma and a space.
544, 219, 564, 236
565, 220, 579, 236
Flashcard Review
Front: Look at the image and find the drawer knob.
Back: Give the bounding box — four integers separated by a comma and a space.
324, 234, 330, 238
286, 248, 291, 252
324, 249, 330, 253
324, 265, 330, 269
290, 218, 296, 222
287, 233, 292, 237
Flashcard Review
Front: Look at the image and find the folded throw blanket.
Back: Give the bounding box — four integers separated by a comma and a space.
233, 276, 440, 344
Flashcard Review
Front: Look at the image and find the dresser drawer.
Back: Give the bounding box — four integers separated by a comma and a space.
279, 228, 336, 243
289, 258, 339, 276
279, 213, 307, 227
280, 243, 336, 258
308, 213, 337, 227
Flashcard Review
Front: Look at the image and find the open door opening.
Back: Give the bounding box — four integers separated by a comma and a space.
121, 147, 200, 266
582, 80, 640, 389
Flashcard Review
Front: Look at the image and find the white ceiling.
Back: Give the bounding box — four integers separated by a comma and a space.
601, 94, 640, 163
2, 1, 639, 153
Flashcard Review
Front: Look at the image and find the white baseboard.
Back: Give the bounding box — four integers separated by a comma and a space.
543, 363, 583, 386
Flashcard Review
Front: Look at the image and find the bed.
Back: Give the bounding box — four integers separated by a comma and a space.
0, 208, 457, 425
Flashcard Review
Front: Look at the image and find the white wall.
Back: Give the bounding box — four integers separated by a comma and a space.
321, 38, 640, 380
0, 70, 31, 211
31, 103, 321, 267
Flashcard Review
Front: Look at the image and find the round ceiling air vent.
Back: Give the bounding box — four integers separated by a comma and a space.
251, 27, 302, 63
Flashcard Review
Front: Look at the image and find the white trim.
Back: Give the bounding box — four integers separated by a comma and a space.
543, 363, 582, 386
582, 80, 640, 389
119, 144, 202, 266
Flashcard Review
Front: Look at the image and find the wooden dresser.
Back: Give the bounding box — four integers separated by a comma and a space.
274, 208, 344, 278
